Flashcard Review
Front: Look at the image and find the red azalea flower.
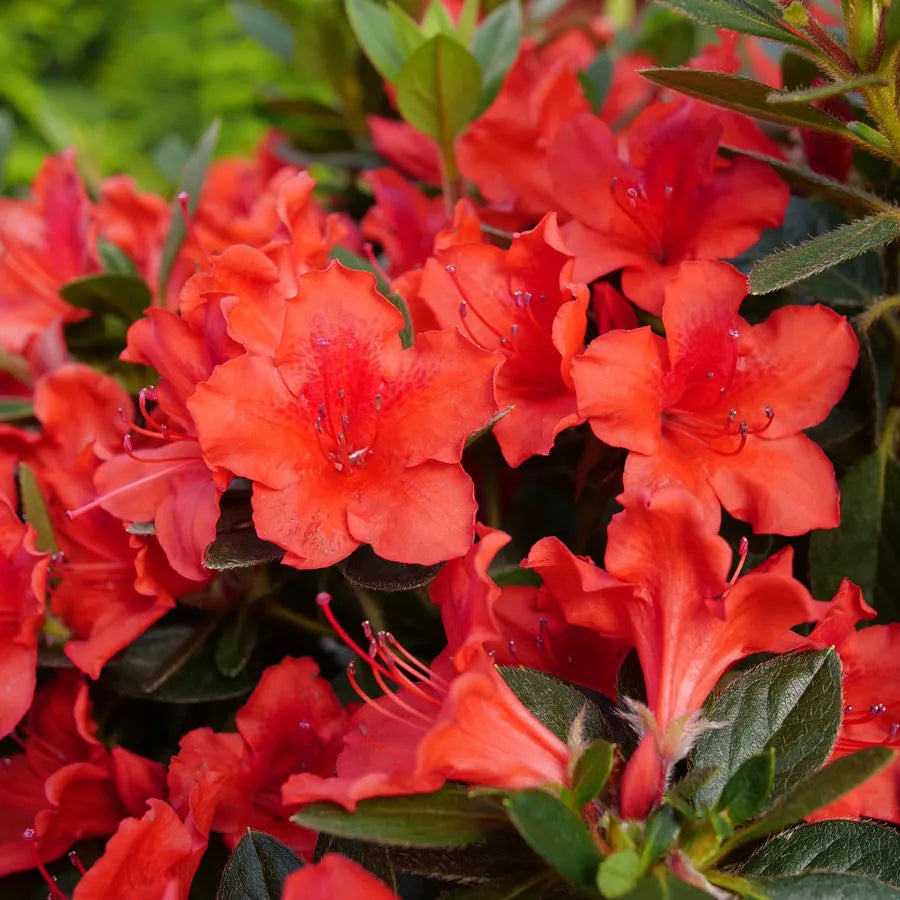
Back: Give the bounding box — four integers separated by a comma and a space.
167, 657, 348, 857
283, 853, 400, 899
414, 214, 589, 465
188, 262, 499, 568
572, 261, 858, 535
548, 102, 788, 313
0, 672, 164, 878
525, 486, 815, 816
368, 116, 443, 186
282, 593, 570, 811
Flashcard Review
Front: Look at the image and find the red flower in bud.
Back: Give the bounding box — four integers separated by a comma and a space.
413, 215, 589, 465
189, 262, 499, 568
0, 672, 164, 878
572, 261, 858, 536
525, 487, 815, 813
167, 657, 348, 857
283, 853, 400, 899
548, 102, 788, 313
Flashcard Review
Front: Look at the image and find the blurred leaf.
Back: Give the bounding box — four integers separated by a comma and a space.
597, 849, 643, 897
389, 1, 427, 55
396, 35, 482, 147
230, 1, 294, 62
579, 52, 613, 114
203, 529, 285, 570
635, 8, 698, 67
18, 463, 58, 553
60, 273, 151, 322
693, 649, 842, 808
421, 0, 457, 36
498, 667, 610, 744
456, 0, 480, 45
641, 808, 679, 867
505, 790, 602, 888
157, 118, 221, 299
741, 820, 900, 883
337, 543, 443, 590
294, 785, 511, 847
758, 872, 900, 898
218, 830, 302, 900
126, 520, 156, 535
0, 399, 34, 422
0, 109, 15, 187
750, 213, 900, 294
717, 749, 775, 826
767, 73, 887, 103
346, 0, 407, 80
214, 605, 259, 677
472, 1, 522, 107
621, 871, 711, 898
96, 237, 139, 276
571, 739, 616, 809
809, 451, 900, 617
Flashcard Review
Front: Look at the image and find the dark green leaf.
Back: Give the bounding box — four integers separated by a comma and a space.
203, 529, 284, 570
505, 790, 602, 887
314, 834, 397, 891
809, 452, 900, 618
346, 0, 407, 80
717, 749, 775, 826
572, 739, 616, 809
157, 119, 221, 299
767, 73, 887, 103
0, 399, 33, 422
96, 237, 138, 276
59, 273, 151, 322
329, 246, 391, 294
229, 1, 294, 61
18, 463, 57, 553
621, 870, 712, 899
654, 0, 813, 47
579, 52, 613, 114
596, 849, 643, 897
665, 765, 719, 814
759, 872, 900, 898
724, 747, 895, 853
214, 606, 259, 678
639, 69, 860, 136
750, 212, 900, 294
217, 830, 302, 900
293, 785, 510, 847
472, 1, 522, 106
641, 807, 679, 866
498, 667, 610, 744
634, 8, 698, 67
337, 543, 443, 590
742, 820, 900, 884
693, 649, 842, 808
396, 35, 483, 147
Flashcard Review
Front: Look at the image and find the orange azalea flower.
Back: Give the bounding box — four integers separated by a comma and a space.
189, 262, 499, 568
548, 102, 789, 313
525, 487, 815, 815
413, 215, 589, 466
283, 854, 400, 899
572, 260, 858, 536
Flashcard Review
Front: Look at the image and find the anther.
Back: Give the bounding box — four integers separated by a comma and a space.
446, 264, 456, 274
871, 703, 887, 716
459, 301, 468, 317
508, 639, 517, 655
728, 409, 737, 422
68, 850, 86, 875
375, 394, 382, 411
728, 327, 740, 339
706, 371, 714, 379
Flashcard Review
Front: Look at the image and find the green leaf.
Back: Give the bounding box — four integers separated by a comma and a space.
621, 870, 712, 899
203, 529, 285, 570
767, 73, 888, 104
597, 849, 643, 897
635, 8, 698, 67
653, 0, 814, 48
641, 807, 679, 866
229, 1, 294, 62
59, 273, 151, 323
293, 785, 510, 847
0, 399, 33, 422
96, 237, 138, 276
723, 747, 895, 853
665, 765, 719, 814
505, 790, 602, 887
0, 109, 14, 188
314, 834, 397, 892
337, 543, 443, 590
346, 0, 407, 80
809, 451, 900, 618
388, 1, 426, 55
157, 119, 220, 299
395, 35, 483, 148
472, 1, 522, 106
579, 52, 613, 114
498, 667, 610, 744
717, 749, 775, 826
759, 872, 900, 898
217, 830, 302, 900
750, 212, 900, 294
214, 606, 259, 677
741, 819, 900, 884
693, 649, 842, 809
421, 0, 457, 36
456, 0, 480, 45
18, 463, 57, 553
639, 69, 860, 136
572, 739, 616, 809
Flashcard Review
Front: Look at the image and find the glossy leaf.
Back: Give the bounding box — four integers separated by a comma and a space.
717, 749, 775, 826
59, 273, 152, 323
218, 830, 302, 900
750, 212, 900, 294
505, 789, 602, 888
472, 1, 522, 106
693, 650, 842, 808
293, 786, 510, 847
395, 35, 482, 147
572, 739, 616, 809
498, 667, 610, 744
759, 872, 900, 898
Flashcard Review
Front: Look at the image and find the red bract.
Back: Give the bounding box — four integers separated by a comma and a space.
572, 261, 858, 535
548, 102, 788, 313
283, 853, 400, 899
414, 215, 588, 465
525, 487, 815, 815
0, 151, 93, 356
0, 672, 164, 877
189, 262, 499, 568
167, 657, 348, 856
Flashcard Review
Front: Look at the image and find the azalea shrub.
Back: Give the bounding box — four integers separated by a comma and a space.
4, 0, 900, 897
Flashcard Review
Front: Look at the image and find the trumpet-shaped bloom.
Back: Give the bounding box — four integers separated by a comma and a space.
572, 261, 858, 535
189, 263, 499, 568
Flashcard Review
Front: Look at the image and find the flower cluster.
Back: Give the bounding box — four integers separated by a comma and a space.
1, 0, 899, 897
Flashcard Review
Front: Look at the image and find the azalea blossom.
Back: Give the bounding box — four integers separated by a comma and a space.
283, 853, 400, 899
